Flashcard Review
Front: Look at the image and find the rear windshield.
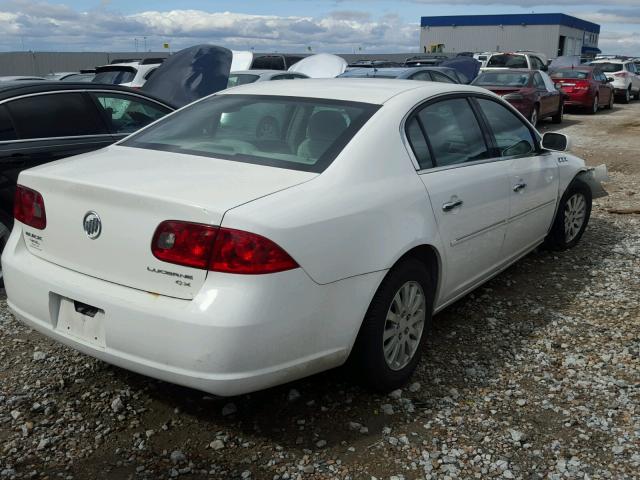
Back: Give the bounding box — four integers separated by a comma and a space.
122, 94, 379, 173
550, 70, 590, 79
594, 63, 622, 73
227, 74, 260, 88
93, 67, 137, 84
472, 72, 530, 87
487, 54, 528, 68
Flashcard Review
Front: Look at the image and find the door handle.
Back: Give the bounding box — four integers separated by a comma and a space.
442, 199, 463, 212
513, 182, 527, 192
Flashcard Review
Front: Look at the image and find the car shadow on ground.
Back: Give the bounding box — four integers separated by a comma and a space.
99, 214, 625, 459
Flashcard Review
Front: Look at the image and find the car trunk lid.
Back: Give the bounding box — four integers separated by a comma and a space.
18, 145, 316, 299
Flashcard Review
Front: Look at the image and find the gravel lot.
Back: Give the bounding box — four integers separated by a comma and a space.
1, 102, 639, 480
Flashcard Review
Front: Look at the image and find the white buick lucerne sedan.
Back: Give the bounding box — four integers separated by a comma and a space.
3, 79, 606, 396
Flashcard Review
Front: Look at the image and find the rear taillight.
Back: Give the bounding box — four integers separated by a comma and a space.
574, 81, 590, 90
151, 221, 298, 274
210, 228, 298, 274
14, 185, 46, 230
151, 221, 218, 269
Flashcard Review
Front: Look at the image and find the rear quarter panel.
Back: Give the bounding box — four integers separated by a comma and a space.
220, 102, 446, 286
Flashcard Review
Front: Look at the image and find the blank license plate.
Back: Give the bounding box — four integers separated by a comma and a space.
55, 297, 106, 348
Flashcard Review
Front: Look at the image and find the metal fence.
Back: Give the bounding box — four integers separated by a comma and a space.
0, 51, 424, 76
0, 52, 170, 76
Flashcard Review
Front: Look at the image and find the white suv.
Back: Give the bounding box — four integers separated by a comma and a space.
93, 59, 164, 88
482, 52, 548, 72
589, 59, 640, 103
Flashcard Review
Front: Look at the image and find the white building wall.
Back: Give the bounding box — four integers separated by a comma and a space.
420, 24, 561, 59
558, 25, 585, 56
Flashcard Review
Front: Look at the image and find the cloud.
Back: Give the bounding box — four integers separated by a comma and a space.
0, 3, 418, 52
0, 1, 637, 56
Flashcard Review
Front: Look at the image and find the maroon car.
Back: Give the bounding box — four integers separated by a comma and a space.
550, 67, 614, 114
472, 69, 563, 127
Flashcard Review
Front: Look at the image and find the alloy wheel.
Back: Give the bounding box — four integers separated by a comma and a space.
382, 281, 426, 371
592, 96, 599, 114
564, 193, 587, 243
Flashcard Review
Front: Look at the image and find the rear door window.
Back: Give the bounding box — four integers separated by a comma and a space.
0, 105, 17, 141
6, 93, 108, 139
405, 116, 433, 169
417, 98, 490, 167
91, 93, 171, 134
533, 73, 547, 90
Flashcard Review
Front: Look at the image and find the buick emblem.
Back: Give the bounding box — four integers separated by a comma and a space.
83, 211, 102, 240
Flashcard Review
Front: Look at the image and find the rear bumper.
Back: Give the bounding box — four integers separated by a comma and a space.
562, 91, 594, 107
2, 227, 384, 396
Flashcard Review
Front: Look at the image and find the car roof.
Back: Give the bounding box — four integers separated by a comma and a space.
341, 67, 456, 79
480, 68, 533, 74
231, 70, 288, 76
0, 81, 176, 108
220, 78, 478, 104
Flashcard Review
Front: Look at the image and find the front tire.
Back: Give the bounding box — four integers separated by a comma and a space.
621, 88, 631, 104
606, 92, 614, 110
351, 259, 433, 392
588, 95, 598, 115
544, 178, 592, 251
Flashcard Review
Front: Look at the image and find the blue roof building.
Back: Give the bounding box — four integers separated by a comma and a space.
420, 13, 601, 59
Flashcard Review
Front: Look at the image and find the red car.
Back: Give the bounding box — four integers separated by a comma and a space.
472, 69, 563, 127
550, 67, 614, 114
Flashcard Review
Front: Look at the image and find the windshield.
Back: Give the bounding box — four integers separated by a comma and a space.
122, 94, 379, 173
227, 74, 260, 87
472, 72, 530, 87
594, 63, 622, 73
93, 67, 137, 84
487, 54, 528, 69
550, 70, 590, 79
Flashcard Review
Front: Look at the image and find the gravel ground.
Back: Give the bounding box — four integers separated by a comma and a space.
1, 103, 639, 480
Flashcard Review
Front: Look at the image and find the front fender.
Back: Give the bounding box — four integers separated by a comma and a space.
557, 153, 608, 199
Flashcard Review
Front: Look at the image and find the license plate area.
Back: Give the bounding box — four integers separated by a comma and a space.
54, 296, 106, 348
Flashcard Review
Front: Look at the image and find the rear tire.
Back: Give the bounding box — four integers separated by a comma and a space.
351, 259, 433, 392
0, 210, 13, 288
634, 89, 640, 101
544, 178, 592, 251
552, 102, 564, 124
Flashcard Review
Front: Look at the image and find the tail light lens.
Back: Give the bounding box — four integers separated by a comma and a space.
14, 185, 47, 230
151, 221, 298, 274
574, 81, 590, 90
210, 228, 298, 274
151, 221, 218, 269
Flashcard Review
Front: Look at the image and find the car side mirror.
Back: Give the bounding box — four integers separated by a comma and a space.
607, 77, 614, 83
542, 132, 571, 152
541, 65, 548, 72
